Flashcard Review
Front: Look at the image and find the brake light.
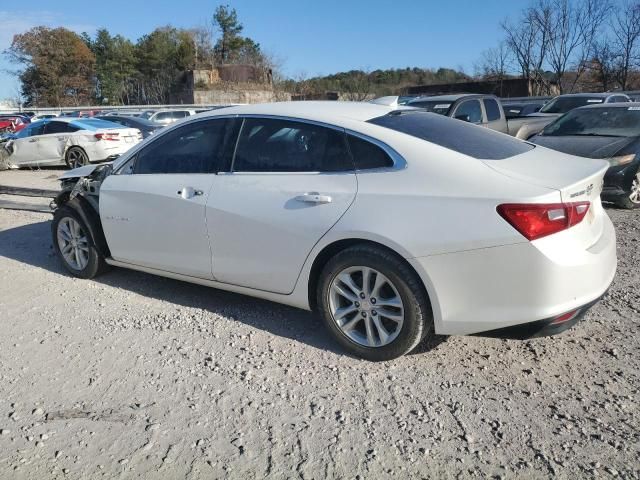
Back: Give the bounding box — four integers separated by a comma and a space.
94, 132, 120, 141
497, 202, 590, 241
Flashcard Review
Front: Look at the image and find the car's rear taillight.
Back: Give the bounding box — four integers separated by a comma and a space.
94, 132, 120, 141
497, 202, 590, 241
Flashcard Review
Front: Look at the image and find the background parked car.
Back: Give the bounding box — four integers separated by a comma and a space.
0, 115, 29, 134
96, 115, 164, 138
406, 93, 550, 139
502, 102, 544, 118
140, 109, 196, 125
30, 113, 60, 122
530, 103, 640, 209
4, 117, 142, 169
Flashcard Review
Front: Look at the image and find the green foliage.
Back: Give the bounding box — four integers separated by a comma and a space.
8, 27, 95, 107
212, 4, 262, 64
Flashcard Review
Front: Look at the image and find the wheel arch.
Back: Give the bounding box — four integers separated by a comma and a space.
60, 197, 110, 258
306, 238, 438, 322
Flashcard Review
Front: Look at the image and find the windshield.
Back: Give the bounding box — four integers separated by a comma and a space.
368, 110, 533, 160
406, 100, 453, 115
539, 96, 605, 114
542, 106, 640, 137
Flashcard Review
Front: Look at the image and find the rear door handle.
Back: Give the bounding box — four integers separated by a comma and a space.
177, 187, 204, 199
295, 192, 332, 204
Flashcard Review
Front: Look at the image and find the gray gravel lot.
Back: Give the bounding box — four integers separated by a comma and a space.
0, 171, 638, 479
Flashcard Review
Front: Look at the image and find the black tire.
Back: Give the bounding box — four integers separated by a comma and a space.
52, 205, 107, 279
65, 147, 89, 169
317, 244, 433, 361
615, 170, 640, 209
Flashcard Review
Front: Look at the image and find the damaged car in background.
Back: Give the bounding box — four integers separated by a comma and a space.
50, 102, 616, 361
1, 117, 142, 169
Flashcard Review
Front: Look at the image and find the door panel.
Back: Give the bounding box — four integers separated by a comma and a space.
207, 172, 356, 293
100, 174, 215, 278
9, 137, 41, 165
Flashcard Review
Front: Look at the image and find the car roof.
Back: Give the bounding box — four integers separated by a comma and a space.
575, 101, 640, 109
202, 101, 406, 124
409, 94, 487, 103
557, 92, 626, 98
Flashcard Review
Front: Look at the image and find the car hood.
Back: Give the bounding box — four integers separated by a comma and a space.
530, 135, 635, 159
59, 163, 112, 180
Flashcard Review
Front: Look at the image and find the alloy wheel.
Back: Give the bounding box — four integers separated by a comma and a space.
56, 217, 89, 271
68, 149, 88, 168
328, 266, 405, 347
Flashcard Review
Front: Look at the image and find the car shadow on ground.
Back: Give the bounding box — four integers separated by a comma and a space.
0, 218, 448, 357
0, 219, 342, 356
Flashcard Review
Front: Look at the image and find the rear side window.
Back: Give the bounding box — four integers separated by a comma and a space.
133, 119, 234, 174
233, 118, 353, 172
347, 135, 394, 169
172, 111, 188, 119
483, 99, 501, 121
368, 111, 534, 160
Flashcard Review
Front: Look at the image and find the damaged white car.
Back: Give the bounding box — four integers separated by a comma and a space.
51, 102, 616, 361
3, 118, 142, 169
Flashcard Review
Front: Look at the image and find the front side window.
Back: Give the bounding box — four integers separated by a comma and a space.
133, 119, 235, 174
454, 100, 483, 123
172, 111, 188, 119
155, 112, 173, 121
233, 118, 353, 172
19, 122, 46, 138
483, 99, 501, 121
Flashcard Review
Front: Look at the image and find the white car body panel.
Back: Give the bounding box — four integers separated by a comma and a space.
62, 101, 616, 337
99, 173, 216, 279
206, 171, 357, 294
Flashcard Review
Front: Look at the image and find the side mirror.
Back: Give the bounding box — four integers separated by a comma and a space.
455, 114, 471, 122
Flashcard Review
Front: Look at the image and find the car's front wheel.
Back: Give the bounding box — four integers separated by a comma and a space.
317, 244, 433, 361
52, 206, 107, 279
616, 170, 640, 209
65, 147, 89, 169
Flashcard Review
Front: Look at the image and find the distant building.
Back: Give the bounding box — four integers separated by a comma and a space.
171, 65, 289, 104
405, 78, 559, 98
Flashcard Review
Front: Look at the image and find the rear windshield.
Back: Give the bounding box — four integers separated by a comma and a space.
71, 119, 125, 130
368, 111, 534, 160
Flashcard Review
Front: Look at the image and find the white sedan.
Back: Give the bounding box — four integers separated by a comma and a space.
4, 117, 142, 169
51, 102, 616, 360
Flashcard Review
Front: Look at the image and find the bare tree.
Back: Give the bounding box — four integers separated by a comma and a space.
590, 40, 619, 91
534, 0, 612, 93
611, 1, 640, 90
501, 6, 550, 95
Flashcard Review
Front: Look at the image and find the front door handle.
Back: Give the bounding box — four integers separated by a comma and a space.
29, 139, 38, 143
177, 187, 204, 199
295, 192, 332, 204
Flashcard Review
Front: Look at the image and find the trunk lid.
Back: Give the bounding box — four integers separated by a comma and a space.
483, 145, 609, 249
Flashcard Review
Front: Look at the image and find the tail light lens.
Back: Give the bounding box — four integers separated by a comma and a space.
94, 132, 120, 141
497, 202, 590, 241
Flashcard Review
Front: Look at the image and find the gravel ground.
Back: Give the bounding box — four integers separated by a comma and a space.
0, 178, 638, 479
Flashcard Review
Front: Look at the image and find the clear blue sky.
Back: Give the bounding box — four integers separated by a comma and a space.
0, 0, 526, 100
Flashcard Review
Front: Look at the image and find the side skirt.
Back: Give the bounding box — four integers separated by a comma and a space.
104, 258, 311, 311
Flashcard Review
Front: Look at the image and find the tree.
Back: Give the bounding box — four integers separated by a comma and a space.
590, 40, 619, 91
611, 1, 640, 90
501, 6, 550, 95
534, 0, 612, 93
7, 27, 96, 107
212, 5, 262, 64
84, 29, 137, 104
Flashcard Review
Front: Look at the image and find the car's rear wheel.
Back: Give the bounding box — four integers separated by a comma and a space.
318, 245, 433, 361
52, 206, 107, 279
65, 147, 89, 169
616, 170, 640, 209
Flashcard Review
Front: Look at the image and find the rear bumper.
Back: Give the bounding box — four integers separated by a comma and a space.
474, 294, 604, 339
408, 215, 617, 336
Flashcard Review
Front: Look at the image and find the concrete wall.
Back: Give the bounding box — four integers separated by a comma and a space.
172, 89, 289, 104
